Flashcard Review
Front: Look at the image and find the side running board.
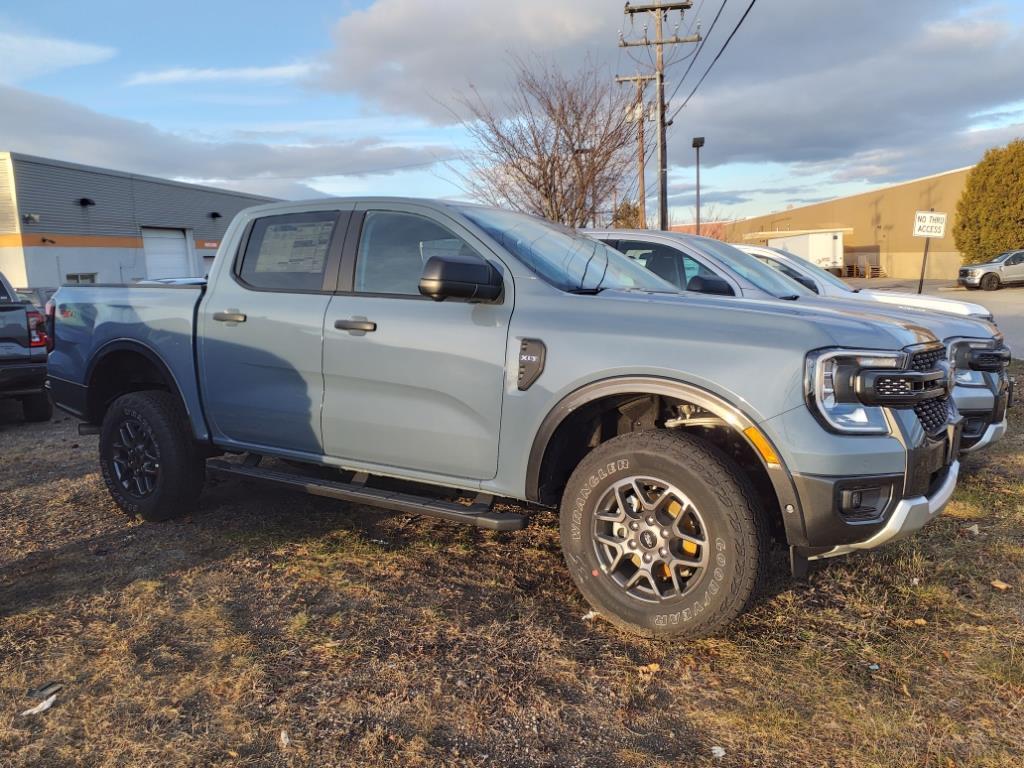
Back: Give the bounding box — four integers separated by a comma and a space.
206, 458, 528, 531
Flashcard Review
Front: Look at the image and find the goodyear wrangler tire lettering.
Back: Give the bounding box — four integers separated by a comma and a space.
558, 431, 768, 639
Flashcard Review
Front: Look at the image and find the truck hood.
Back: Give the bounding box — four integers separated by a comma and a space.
599, 289, 938, 351
856, 289, 992, 321
792, 295, 1001, 347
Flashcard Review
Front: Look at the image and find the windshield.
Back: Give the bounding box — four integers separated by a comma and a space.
457, 206, 678, 293
992, 252, 1014, 263
768, 248, 854, 292
686, 237, 815, 298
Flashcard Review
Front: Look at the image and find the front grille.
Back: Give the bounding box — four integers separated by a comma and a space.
910, 347, 944, 371
959, 268, 969, 278
874, 376, 912, 397
914, 397, 949, 436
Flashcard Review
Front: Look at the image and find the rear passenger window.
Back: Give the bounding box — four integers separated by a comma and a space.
355, 211, 482, 296
239, 211, 338, 291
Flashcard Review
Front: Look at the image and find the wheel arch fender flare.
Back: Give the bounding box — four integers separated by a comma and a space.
524, 375, 807, 543
84, 338, 203, 437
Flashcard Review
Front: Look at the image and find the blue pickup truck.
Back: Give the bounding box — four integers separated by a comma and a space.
47, 199, 966, 637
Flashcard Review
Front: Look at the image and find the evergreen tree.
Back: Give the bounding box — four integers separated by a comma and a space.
954, 138, 1024, 264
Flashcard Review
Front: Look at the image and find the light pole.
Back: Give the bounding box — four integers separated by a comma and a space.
692, 136, 705, 235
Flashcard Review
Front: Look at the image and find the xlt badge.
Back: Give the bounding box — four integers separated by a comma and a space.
517, 339, 546, 391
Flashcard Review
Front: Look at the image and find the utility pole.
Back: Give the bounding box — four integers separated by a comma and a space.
615, 73, 655, 228
620, 1, 700, 231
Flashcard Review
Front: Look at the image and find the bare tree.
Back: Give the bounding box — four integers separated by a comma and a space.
451, 58, 634, 228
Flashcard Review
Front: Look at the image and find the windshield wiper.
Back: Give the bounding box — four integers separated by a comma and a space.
779, 294, 801, 300
567, 286, 608, 295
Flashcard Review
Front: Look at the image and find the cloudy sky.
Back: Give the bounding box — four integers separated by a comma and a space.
2, 0, 1023, 223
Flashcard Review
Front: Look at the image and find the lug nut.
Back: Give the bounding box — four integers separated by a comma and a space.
661, 529, 669, 538
629, 521, 639, 531
646, 516, 655, 525
659, 547, 668, 557
643, 553, 652, 563
628, 540, 637, 549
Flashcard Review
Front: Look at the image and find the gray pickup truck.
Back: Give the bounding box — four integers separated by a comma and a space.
0, 271, 52, 421
48, 199, 964, 638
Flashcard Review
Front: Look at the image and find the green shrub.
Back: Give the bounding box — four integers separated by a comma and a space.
954, 138, 1024, 264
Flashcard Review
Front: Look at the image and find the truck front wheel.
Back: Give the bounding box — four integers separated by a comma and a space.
99, 391, 205, 522
980, 273, 1000, 291
559, 430, 768, 638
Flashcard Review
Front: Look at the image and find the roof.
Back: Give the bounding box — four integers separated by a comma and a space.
742, 227, 854, 241
1, 151, 275, 202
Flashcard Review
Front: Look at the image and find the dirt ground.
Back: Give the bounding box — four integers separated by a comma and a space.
1, 370, 1022, 768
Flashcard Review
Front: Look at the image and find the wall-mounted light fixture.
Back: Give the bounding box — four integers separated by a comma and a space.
41, 237, 56, 244
78, 197, 96, 207
209, 211, 222, 219
22, 213, 40, 224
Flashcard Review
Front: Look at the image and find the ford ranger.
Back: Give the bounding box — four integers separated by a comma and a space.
47, 199, 963, 638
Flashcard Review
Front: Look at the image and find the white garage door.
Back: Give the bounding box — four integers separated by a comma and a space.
142, 228, 190, 279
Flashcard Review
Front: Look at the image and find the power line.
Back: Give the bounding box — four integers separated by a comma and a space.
619, 2, 702, 230
664, 0, 728, 110
668, 0, 758, 124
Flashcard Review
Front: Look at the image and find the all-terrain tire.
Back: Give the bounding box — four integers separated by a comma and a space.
99, 391, 205, 522
21, 391, 53, 422
559, 430, 769, 639
981, 273, 1000, 291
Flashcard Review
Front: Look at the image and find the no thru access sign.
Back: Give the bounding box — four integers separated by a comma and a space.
913, 210, 947, 238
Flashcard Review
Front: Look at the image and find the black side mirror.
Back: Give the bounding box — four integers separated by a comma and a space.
686, 274, 735, 296
418, 254, 503, 302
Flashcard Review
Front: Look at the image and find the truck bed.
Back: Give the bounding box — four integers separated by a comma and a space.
46, 283, 209, 438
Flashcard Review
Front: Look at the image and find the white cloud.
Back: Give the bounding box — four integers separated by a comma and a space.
126, 63, 313, 86
0, 84, 454, 199
317, 0, 611, 122
0, 31, 114, 83
315, 0, 1024, 188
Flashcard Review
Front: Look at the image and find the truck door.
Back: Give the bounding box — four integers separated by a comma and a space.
320, 203, 513, 480
1004, 251, 1024, 283
198, 208, 350, 455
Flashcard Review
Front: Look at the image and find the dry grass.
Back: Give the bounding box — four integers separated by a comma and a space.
1, 367, 1022, 767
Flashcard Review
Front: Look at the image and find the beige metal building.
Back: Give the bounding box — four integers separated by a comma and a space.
0, 152, 272, 289
724, 166, 972, 279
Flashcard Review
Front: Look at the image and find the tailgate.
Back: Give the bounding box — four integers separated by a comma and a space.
0, 304, 31, 362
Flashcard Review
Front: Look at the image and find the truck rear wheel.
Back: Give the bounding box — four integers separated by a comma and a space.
99, 391, 205, 522
21, 391, 52, 422
559, 430, 768, 638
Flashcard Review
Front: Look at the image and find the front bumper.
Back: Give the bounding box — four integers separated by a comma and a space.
961, 418, 1008, 454
959, 371, 1012, 452
773, 404, 962, 558
957, 274, 983, 287
811, 460, 959, 559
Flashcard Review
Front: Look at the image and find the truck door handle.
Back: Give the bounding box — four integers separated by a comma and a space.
213, 311, 247, 323
334, 319, 377, 333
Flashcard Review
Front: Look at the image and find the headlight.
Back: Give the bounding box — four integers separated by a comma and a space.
947, 338, 1007, 386
806, 349, 904, 434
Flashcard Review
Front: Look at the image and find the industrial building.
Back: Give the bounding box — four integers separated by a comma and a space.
724, 166, 972, 279
0, 152, 272, 289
